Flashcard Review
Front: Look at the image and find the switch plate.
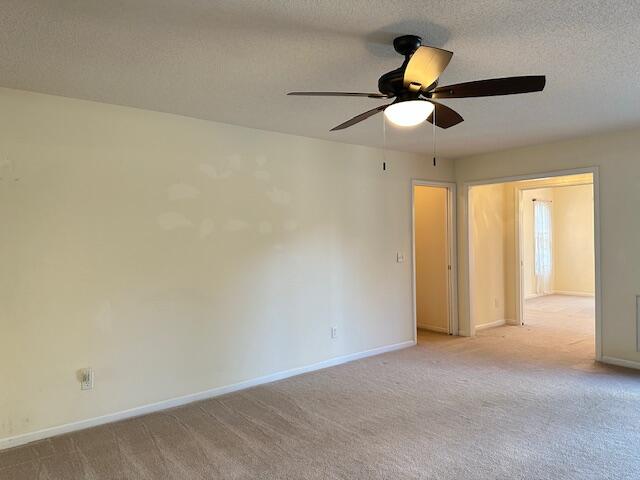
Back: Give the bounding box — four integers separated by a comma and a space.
80, 367, 94, 390
396, 252, 405, 263
331, 327, 338, 339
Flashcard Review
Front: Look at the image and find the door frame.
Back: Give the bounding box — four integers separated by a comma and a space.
412, 180, 458, 341
464, 166, 602, 360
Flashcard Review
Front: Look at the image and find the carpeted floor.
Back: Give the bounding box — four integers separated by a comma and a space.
2, 295, 639, 479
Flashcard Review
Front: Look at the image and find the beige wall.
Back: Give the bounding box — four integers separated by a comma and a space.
3, 84, 639, 443
414, 186, 449, 332
469, 183, 509, 328
0, 87, 455, 442
553, 184, 595, 295
456, 128, 640, 365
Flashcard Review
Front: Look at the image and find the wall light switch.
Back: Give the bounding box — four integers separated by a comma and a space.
331, 327, 338, 339
396, 252, 405, 263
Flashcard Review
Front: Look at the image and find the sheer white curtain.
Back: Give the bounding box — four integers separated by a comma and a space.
534, 200, 553, 295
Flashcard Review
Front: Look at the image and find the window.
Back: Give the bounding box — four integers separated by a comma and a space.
534, 200, 552, 294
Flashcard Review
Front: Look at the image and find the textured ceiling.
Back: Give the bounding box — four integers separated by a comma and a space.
2, 1, 640, 157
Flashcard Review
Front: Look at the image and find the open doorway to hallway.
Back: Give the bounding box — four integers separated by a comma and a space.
467, 172, 599, 360
412, 181, 457, 339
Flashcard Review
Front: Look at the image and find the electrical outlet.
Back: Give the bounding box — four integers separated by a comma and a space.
79, 367, 94, 390
331, 327, 338, 339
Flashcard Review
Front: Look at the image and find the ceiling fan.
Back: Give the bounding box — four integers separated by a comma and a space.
288, 35, 546, 131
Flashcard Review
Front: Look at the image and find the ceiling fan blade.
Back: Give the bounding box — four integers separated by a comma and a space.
427, 101, 464, 129
330, 105, 389, 131
403, 46, 453, 91
430, 76, 546, 99
288, 91, 390, 99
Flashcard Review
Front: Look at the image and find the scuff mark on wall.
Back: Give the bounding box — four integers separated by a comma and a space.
227, 154, 243, 171
283, 220, 298, 232
267, 187, 291, 205
199, 218, 215, 238
0, 157, 20, 183
254, 170, 271, 181
258, 221, 273, 234
224, 219, 249, 232
168, 183, 200, 200
199, 163, 232, 179
157, 212, 193, 230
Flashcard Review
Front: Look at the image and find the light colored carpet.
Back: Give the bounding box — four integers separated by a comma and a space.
2, 295, 639, 479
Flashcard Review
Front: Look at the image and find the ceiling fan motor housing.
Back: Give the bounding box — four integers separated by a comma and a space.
378, 35, 435, 98
393, 35, 422, 56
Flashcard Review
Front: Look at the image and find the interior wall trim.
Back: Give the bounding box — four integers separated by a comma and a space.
0, 339, 415, 451
552, 290, 595, 297
474, 319, 507, 331
601, 356, 640, 371
417, 325, 448, 333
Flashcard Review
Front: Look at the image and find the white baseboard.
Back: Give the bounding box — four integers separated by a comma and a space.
475, 319, 506, 331
524, 293, 543, 300
417, 325, 448, 333
552, 290, 595, 297
0, 339, 415, 451
601, 356, 640, 371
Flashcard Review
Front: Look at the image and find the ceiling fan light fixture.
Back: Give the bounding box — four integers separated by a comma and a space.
384, 100, 434, 127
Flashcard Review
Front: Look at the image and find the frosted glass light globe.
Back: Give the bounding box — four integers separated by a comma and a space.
384, 100, 434, 127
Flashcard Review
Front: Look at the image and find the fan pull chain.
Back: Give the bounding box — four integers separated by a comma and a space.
432, 106, 437, 167
382, 113, 387, 171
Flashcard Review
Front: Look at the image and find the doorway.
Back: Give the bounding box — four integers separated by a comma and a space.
466, 169, 601, 360
412, 181, 457, 338
515, 179, 596, 358
517, 180, 595, 325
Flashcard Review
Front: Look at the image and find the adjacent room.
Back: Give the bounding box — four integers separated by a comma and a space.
2, 2, 640, 479
468, 173, 596, 360
521, 181, 595, 351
